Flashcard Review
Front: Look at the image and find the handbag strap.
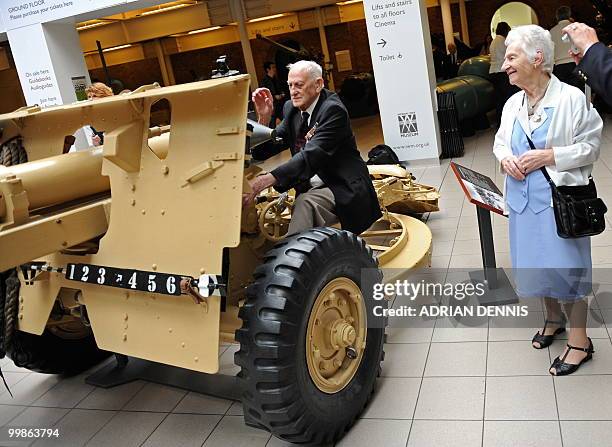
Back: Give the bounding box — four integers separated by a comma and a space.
523, 132, 557, 188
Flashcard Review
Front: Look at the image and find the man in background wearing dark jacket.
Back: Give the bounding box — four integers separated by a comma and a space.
563, 22, 611, 106
243, 60, 381, 235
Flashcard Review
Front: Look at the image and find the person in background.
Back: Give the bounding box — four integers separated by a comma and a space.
489, 21, 516, 125
84, 82, 114, 147
493, 25, 603, 376
70, 82, 114, 152
563, 22, 612, 106
479, 33, 494, 56
444, 42, 460, 79
550, 6, 584, 90
431, 40, 446, 82
260, 62, 286, 127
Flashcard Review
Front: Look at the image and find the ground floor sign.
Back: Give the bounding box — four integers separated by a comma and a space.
363, 0, 441, 164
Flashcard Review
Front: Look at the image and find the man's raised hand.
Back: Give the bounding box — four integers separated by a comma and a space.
252, 88, 274, 125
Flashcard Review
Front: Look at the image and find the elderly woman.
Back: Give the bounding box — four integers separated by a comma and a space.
493, 25, 603, 376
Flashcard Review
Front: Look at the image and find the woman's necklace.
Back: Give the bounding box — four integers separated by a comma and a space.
526, 79, 551, 121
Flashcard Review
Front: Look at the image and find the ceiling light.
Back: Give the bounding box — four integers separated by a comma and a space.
77, 21, 109, 31
248, 14, 286, 23
102, 44, 133, 52
336, 0, 363, 5
188, 26, 221, 34
141, 4, 191, 16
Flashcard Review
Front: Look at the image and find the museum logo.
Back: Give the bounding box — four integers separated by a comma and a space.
398, 112, 418, 137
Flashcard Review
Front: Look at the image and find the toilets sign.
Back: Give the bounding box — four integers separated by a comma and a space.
1, 0, 134, 29
363, 0, 440, 164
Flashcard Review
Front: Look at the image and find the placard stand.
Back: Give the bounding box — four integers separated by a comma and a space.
449, 162, 518, 306
468, 206, 518, 306
86, 354, 242, 401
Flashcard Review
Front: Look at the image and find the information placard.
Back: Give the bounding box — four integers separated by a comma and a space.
363, 0, 440, 163
451, 162, 505, 215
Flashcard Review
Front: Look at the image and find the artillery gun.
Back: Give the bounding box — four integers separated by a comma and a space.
0, 76, 433, 444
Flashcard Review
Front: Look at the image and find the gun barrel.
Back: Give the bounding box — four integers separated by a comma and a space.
0, 148, 109, 217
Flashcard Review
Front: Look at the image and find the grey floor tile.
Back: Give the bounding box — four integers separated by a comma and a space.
424, 342, 487, 377
487, 341, 552, 376
7, 407, 69, 428
122, 383, 186, 412
31, 409, 116, 447
561, 421, 612, 447
86, 411, 166, 447
432, 317, 488, 343
33, 376, 95, 409
555, 375, 612, 420
226, 401, 243, 416
387, 323, 435, 344
142, 413, 221, 447
0, 404, 26, 426
336, 419, 411, 447
173, 391, 233, 415
203, 415, 270, 447
0, 372, 31, 397
76, 380, 145, 411
485, 376, 557, 420
382, 343, 429, 377
483, 421, 562, 447
0, 374, 62, 406
488, 311, 544, 342
415, 377, 485, 420
362, 378, 420, 419
407, 420, 482, 447
218, 345, 240, 376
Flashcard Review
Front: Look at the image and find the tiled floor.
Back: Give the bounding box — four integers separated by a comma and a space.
1, 115, 612, 446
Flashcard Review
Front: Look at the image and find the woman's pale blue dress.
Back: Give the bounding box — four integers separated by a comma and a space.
507, 107, 592, 299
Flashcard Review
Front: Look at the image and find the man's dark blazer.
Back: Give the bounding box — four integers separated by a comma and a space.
576, 42, 612, 106
252, 89, 382, 235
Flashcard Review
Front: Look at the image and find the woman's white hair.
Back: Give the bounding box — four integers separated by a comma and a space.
505, 25, 554, 73
288, 60, 323, 80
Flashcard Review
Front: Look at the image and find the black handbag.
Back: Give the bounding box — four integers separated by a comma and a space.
525, 135, 607, 238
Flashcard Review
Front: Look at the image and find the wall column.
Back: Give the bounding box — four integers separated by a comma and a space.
439, 0, 454, 50
153, 39, 175, 86
459, 0, 469, 45
315, 7, 335, 91
229, 0, 258, 89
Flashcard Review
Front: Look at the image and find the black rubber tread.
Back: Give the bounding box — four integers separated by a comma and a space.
1, 270, 109, 375
8, 329, 110, 376
235, 227, 385, 444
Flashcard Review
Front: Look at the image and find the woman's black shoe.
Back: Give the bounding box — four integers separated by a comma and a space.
532, 317, 566, 349
549, 338, 594, 376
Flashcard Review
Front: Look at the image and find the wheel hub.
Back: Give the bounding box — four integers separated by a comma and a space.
306, 278, 367, 394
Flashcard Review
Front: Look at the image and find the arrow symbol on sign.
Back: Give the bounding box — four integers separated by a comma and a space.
289, 22, 296, 29
377, 38, 387, 48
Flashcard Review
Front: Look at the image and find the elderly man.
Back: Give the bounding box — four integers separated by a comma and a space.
563, 22, 612, 106
244, 60, 381, 236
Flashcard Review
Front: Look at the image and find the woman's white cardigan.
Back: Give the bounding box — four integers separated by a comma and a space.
493, 75, 603, 192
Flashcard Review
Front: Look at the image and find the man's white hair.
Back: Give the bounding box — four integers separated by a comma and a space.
505, 25, 554, 74
288, 60, 323, 80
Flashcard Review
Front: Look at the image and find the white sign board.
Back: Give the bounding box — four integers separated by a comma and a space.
363, 0, 440, 163
1, 0, 127, 30
8, 24, 62, 106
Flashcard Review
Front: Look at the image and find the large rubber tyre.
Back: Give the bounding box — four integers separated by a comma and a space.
235, 227, 385, 444
1, 269, 110, 375
8, 329, 111, 376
